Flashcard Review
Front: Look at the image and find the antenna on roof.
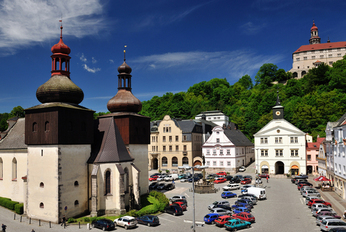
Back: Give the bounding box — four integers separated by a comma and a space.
124, 45, 127, 61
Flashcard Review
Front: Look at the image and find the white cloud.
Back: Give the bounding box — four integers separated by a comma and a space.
80, 53, 87, 62
132, 50, 285, 79
83, 64, 101, 73
0, 0, 107, 55
92, 57, 97, 64
240, 22, 267, 35
109, 59, 114, 63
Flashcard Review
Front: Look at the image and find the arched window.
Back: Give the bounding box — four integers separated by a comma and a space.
45, 121, 50, 132
124, 167, 129, 193
40, 202, 44, 208
162, 157, 168, 167
172, 157, 178, 167
74, 200, 79, 206
12, 158, 17, 180
74, 181, 79, 186
301, 71, 307, 77
0, 158, 3, 180
182, 157, 189, 165
105, 170, 111, 195
292, 72, 298, 78
32, 122, 37, 132
40, 182, 44, 188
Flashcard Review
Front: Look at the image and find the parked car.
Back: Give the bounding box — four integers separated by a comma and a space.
164, 183, 175, 190
170, 195, 186, 201
206, 176, 215, 182
210, 204, 233, 211
302, 189, 320, 198
170, 201, 187, 211
241, 178, 252, 185
320, 219, 346, 231
232, 204, 252, 212
229, 177, 242, 183
164, 205, 183, 216
221, 191, 237, 199
232, 206, 251, 214
258, 173, 269, 178
318, 211, 341, 219
210, 207, 232, 216
92, 219, 116, 231
114, 216, 137, 230
188, 177, 200, 182
204, 213, 220, 224
223, 183, 241, 191
298, 182, 313, 190
178, 174, 186, 179
329, 228, 346, 232
149, 176, 158, 181
180, 178, 188, 182
225, 175, 234, 181
214, 178, 227, 184
156, 175, 167, 182
255, 178, 262, 184
300, 186, 315, 195
171, 198, 188, 207
308, 199, 332, 208
240, 193, 258, 201
149, 182, 159, 190
214, 215, 232, 227
244, 175, 252, 180
317, 215, 338, 226
314, 208, 336, 217
305, 196, 320, 205
237, 195, 257, 204
238, 166, 246, 172
208, 200, 230, 210
224, 219, 251, 231
231, 212, 255, 223
312, 204, 331, 214
136, 215, 159, 227
156, 183, 166, 190
217, 171, 227, 176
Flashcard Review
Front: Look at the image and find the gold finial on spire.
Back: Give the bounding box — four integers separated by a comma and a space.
124, 45, 127, 61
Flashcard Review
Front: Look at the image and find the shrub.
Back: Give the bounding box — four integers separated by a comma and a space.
83, 217, 90, 222
127, 210, 138, 217
67, 218, 77, 223
5, 200, 18, 210
15, 203, 23, 214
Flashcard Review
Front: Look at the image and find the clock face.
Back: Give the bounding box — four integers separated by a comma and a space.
276, 111, 281, 116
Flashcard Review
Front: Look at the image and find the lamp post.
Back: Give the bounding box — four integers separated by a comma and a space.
179, 165, 208, 232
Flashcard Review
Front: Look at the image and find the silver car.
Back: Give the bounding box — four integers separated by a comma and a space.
208, 200, 230, 210
320, 219, 346, 231
114, 216, 137, 230
311, 203, 331, 212
300, 186, 314, 194
302, 189, 320, 198
316, 215, 336, 226
238, 195, 257, 205
209, 207, 232, 215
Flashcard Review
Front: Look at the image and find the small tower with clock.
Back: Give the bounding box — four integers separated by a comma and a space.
273, 91, 284, 119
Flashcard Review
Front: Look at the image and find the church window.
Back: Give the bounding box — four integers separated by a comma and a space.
12, 158, 17, 181
105, 170, 111, 195
124, 168, 129, 193
74, 181, 79, 186
182, 157, 188, 165
40, 202, 44, 208
172, 157, 178, 167
40, 182, 44, 188
162, 157, 168, 166
45, 121, 50, 132
0, 158, 3, 180
32, 122, 37, 132
74, 200, 79, 206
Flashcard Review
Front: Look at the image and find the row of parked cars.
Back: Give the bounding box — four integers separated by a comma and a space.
292, 175, 346, 232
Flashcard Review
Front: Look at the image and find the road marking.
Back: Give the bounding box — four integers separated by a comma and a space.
159, 216, 175, 222
300, 198, 305, 204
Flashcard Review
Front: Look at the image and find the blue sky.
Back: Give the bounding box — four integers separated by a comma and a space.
0, 0, 346, 113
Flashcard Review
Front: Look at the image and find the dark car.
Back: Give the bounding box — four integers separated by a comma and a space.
240, 193, 258, 200
225, 175, 233, 181
136, 215, 160, 227
164, 205, 183, 216
92, 219, 115, 231
329, 228, 346, 232
149, 182, 159, 190
188, 177, 200, 182
156, 183, 166, 190
229, 177, 241, 183
165, 183, 175, 190
195, 173, 203, 179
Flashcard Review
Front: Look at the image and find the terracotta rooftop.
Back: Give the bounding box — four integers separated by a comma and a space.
294, 41, 346, 53
307, 137, 325, 150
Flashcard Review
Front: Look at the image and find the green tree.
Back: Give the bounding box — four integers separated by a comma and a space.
255, 63, 278, 85
10, 106, 24, 118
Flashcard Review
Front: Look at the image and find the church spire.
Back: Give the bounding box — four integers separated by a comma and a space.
309, 20, 321, 44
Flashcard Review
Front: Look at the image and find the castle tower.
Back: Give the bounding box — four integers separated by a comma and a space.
25, 23, 94, 223
309, 21, 321, 45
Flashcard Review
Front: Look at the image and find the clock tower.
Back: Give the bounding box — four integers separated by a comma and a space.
273, 91, 284, 119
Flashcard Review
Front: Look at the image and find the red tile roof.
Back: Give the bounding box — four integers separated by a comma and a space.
293, 41, 346, 53
307, 137, 325, 150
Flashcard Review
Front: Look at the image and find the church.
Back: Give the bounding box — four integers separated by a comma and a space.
0, 25, 149, 223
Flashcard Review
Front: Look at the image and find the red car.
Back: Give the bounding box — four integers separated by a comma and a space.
170, 202, 187, 211
258, 174, 269, 178
216, 172, 227, 176
231, 212, 255, 223
297, 183, 313, 190
241, 178, 251, 185
214, 178, 227, 184
308, 199, 332, 208
214, 215, 231, 227
149, 176, 158, 181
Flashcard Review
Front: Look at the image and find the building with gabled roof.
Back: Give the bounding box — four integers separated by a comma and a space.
289, 21, 346, 79
306, 137, 325, 175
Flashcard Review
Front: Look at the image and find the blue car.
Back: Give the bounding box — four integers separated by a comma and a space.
204, 213, 220, 224
233, 206, 251, 214
221, 191, 237, 199
188, 177, 200, 182
225, 219, 251, 231
136, 215, 160, 226
235, 199, 253, 207
232, 204, 252, 212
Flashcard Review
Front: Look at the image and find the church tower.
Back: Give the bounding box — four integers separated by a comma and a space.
309, 21, 321, 44
25, 23, 94, 223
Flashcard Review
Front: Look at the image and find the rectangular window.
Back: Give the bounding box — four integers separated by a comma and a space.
183, 135, 187, 141
338, 53, 342, 57
183, 145, 187, 151
163, 136, 166, 142
339, 164, 342, 174
344, 165, 346, 176
227, 149, 230, 155
291, 149, 298, 156
176, 145, 179, 151
206, 161, 210, 166
304, 57, 307, 60
163, 146, 166, 151
275, 149, 283, 156
307, 155, 311, 161
316, 154, 318, 160
328, 54, 332, 57
152, 146, 155, 152
216, 138, 220, 143
175, 136, 179, 142
220, 149, 223, 155
207, 149, 210, 154
290, 137, 298, 143
213, 149, 216, 155
275, 137, 282, 144
312, 56, 316, 59
169, 136, 172, 142
227, 161, 231, 166
213, 161, 217, 166
296, 58, 300, 61
261, 150, 268, 156
169, 145, 172, 151
320, 55, 324, 58
220, 161, 224, 166
329, 61, 333, 65
152, 136, 155, 142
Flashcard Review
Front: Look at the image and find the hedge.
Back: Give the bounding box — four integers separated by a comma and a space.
0, 197, 22, 214
15, 203, 23, 214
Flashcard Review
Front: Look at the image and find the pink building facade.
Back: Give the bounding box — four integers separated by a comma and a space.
306, 137, 325, 175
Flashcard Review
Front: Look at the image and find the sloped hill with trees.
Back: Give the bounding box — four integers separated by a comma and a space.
140, 55, 346, 142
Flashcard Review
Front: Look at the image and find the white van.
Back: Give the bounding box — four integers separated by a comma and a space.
164, 174, 179, 181
242, 187, 266, 200
223, 183, 240, 191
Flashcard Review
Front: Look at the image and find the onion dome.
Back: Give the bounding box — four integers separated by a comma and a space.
36, 23, 83, 105
311, 22, 318, 31
107, 59, 142, 113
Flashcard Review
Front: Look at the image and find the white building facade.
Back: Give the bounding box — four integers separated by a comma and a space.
195, 110, 229, 127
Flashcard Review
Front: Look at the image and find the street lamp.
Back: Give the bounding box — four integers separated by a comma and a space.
178, 165, 208, 232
